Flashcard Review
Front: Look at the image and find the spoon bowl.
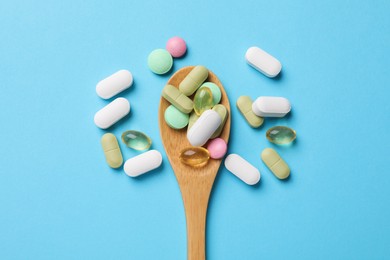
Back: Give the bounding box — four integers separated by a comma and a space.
158, 66, 231, 260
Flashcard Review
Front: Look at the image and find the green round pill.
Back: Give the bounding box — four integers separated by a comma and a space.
200, 82, 221, 105
164, 105, 189, 129
148, 49, 173, 75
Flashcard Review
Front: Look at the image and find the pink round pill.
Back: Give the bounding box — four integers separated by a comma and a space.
166, 36, 187, 58
207, 138, 227, 159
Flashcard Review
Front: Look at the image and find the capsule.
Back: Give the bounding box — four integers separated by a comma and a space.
236, 96, 264, 128
96, 70, 133, 99
266, 126, 296, 145
245, 46, 282, 78
252, 96, 291, 117
187, 110, 221, 147
224, 154, 260, 185
124, 150, 163, 177
261, 148, 290, 179
121, 130, 152, 150
179, 147, 210, 167
194, 87, 213, 115
162, 84, 193, 114
211, 104, 228, 138
101, 133, 123, 168
94, 97, 130, 129
179, 65, 209, 96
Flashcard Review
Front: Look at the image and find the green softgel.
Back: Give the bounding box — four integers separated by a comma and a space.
266, 126, 296, 145
121, 130, 152, 150
194, 87, 213, 115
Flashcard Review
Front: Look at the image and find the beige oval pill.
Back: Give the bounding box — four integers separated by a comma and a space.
101, 133, 123, 168
179, 65, 209, 96
261, 148, 290, 179
237, 96, 264, 128
162, 84, 193, 113
211, 104, 228, 138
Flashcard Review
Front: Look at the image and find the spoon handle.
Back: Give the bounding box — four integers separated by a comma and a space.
178, 172, 216, 260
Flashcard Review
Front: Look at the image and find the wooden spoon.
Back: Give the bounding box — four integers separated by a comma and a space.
158, 66, 231, 260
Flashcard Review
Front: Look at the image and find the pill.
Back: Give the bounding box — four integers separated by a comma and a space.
245, 46, 282, 78
211, 104, 228, 138
121, 130, 152, 151
266, 126, 296, 145
124, 150, 163, 177
94, 97, 130, 129
179, 147, 210, 167
148, 49, 173, 75
194, 87, 213, 115
236, 96, 264, 128
96, 70, 133, 99
101, 133, 123, 168
187, 111, 199, 131
207, 138, 227, 159
199, 82, 221, 105
179, 65, 209, 96
162, 84, 193, 113
164, 105, 189, 129
252, 96, 291, 117
261, 148, 290, 179
187, 109, 221, 146
224, 154, 260, 185
166, 36, 187, 58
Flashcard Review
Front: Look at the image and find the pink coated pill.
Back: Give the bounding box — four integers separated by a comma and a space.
166, 36, 187, 58
207, 138, 227, 159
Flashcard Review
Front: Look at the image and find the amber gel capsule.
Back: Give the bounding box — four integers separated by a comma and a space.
101, 133, 123, 168
194, 87, 213, 115
180, 147, 210, 167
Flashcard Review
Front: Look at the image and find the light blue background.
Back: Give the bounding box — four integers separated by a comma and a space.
0, 0, 389, 259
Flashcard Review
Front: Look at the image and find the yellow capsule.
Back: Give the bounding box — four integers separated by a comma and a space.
179, 147, 210, 167
193, 87, 213, 115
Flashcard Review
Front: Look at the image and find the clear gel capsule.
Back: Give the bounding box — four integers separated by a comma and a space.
266, 126, 296, 145
121, 130, 152, 150
194, 87, 213, 115
179, 147, 210, 167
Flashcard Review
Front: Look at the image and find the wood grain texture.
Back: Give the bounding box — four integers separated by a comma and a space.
159, 66, 231, 260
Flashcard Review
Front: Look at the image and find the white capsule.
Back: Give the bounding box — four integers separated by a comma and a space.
252, 96, 291, 117
187, 110, 222, 146
94, 97, 130, 129
245, 46, 282, 78
124, 150, 163, 177
96, 70, 133, 99
224, 154, 260, 185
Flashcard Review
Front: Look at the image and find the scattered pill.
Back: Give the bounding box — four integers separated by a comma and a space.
164, 105, 189, 129
96, 70, 133, 99
179, 147, 210, 167
266, 126, 296, 145
199, 82, 221, 105
124, 150, 163, 177
252, 96, 291, 117
245, 46, 282, 78
207, 138, 227, 159
121, 130, 152, 151
166, 36, 187, 58
187, 109, 221, 146
261, 148, 290, 179
211, 104, 228, 138
194, 87, 213, 115
101, 133, 123, 168
236, 96, 264, 128
162, 84, 193, 113
94, 97, 130, 129
148, 49, 173, 75
179, 65, 209, 96
224, 154, 260, 185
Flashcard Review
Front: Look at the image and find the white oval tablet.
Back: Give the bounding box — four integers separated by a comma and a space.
224, 154, 260, 185
245, 46, 282, 78
252, 96, 291, 117
124, 150, 163, 177
96, 70, 133, 99
187, 110, 222, 146
94, 97, 130, 129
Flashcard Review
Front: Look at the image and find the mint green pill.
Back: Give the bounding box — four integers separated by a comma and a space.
148, 49, 173, 75
200, 82, 221, 105
164, 105, 189, 129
